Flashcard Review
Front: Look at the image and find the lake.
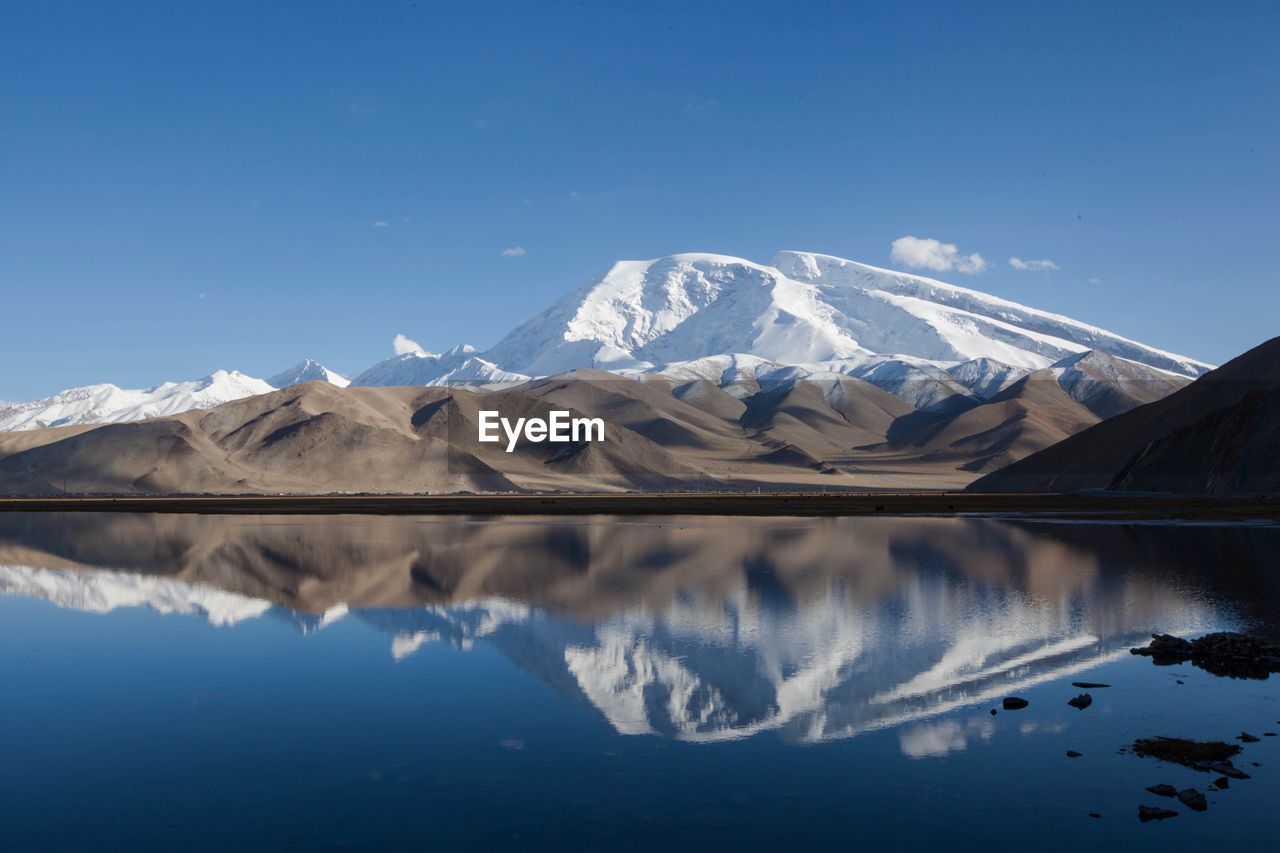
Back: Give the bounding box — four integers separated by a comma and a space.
2, 512, 1278, 850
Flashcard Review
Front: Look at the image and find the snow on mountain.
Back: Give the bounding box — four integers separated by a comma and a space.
268, 359, 349, 389
774, 252, 1212, 377
1050, 349, 1190, 419
476, 252, 1211, 383
946, 358, 1034, 400
0, 250, 1211, 429
0, 370, 275, 432
351, 344, 529, 387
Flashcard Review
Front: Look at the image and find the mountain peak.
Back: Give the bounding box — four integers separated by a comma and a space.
268, 360, 350, 389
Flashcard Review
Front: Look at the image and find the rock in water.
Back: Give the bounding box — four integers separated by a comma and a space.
1002, 697, 1029, 710
1068, 693, 1093, 709
1177, 788, 1208, 812
1066, 750, 1082, 758
1213, 776, 1229, 789
1238, 732, 1261, 743
1071, 681, 1110, 688
1145, 784, 1178, 797
1138, 805, 1179, 822
1131, 631, 1280, 678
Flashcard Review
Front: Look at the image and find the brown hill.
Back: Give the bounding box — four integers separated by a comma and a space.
0, 352, 1206, 495
971, 337, 1280, 494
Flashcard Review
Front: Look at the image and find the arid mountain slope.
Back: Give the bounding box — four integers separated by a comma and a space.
971, 337, 1280, 494
0, 354, 1211, 495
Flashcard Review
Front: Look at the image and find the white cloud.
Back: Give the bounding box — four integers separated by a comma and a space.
393, 334, 426, 356
1009, 257, 1059, 271
500, 246, 526, 258
1088, 277, 1102, 284
372, 220, 389, 228
890, 236, 987, 274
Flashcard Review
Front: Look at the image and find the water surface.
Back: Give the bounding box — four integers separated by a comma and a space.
2, 513, 1278, 850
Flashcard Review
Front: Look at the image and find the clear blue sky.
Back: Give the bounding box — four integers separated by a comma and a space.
2, 0, 1277, 400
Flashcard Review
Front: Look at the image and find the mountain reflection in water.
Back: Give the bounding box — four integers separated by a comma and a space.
2, 512, 1278, 743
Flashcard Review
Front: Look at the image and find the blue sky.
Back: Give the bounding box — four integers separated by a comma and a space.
2, 0, 1277, 400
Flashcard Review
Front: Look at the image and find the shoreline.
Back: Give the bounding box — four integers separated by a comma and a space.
1, 492, 1278, 520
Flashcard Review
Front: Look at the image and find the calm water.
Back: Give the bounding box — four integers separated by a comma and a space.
2, 512, 1279, 850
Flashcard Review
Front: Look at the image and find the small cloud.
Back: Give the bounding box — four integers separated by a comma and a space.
393, 334, 426, 356
1088, 277, 1102, 284
372, 220, 389, 228
1009, 257, 1059, 271
683, 99, 719, 115
500, 246, 526, 258
196, 292, 208, 300
890, 236, 987, 274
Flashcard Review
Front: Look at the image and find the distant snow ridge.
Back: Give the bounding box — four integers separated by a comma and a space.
268, 359, 349, 389
0, 370, 275, 432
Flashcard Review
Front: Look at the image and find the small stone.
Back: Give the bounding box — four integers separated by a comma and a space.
1002, 697, 1029, 710
1213, 776, 1229, 789
1088, 812, 1101, 818
1238, 732, 1261, 743
1145, 784, 1178, 797
1068, 693, 1093, 710
990, 708, 998, 715
1072, 682, 1111, 689
1138, 805, 1178, 822
1265, 733, 1276, 737
1067, 750, 1082, 758
1176, 679, 1184, 684
1177, 788, 1207, 812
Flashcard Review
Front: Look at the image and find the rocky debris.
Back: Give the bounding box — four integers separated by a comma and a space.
1068, 693, 1093, 710
1088, 812, 1101, 819
1066, 750, 1082, 758
1072, 681, 1110, 688
1002, 697, 1029, 710
1213, 776, 1229, 789
1237, 732, 1260, 743
1266, 732, 1277, 737
1145, 784, 1178, 797
1177, 788, 1208, 812
1131, 632, 1280, 678
1138, 805, 1179, 822
990, 708, 997, 715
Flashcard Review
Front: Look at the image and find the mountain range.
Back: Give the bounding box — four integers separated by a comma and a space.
2, 250, 1262, 495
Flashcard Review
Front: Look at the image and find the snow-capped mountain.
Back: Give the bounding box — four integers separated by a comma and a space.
268, 359, 349, 389
346, 251, 1208, 417
350, 344, 528, 387
467, 251, 1210, 380
0, 370, 275, 432
0, 250, 1212, 432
